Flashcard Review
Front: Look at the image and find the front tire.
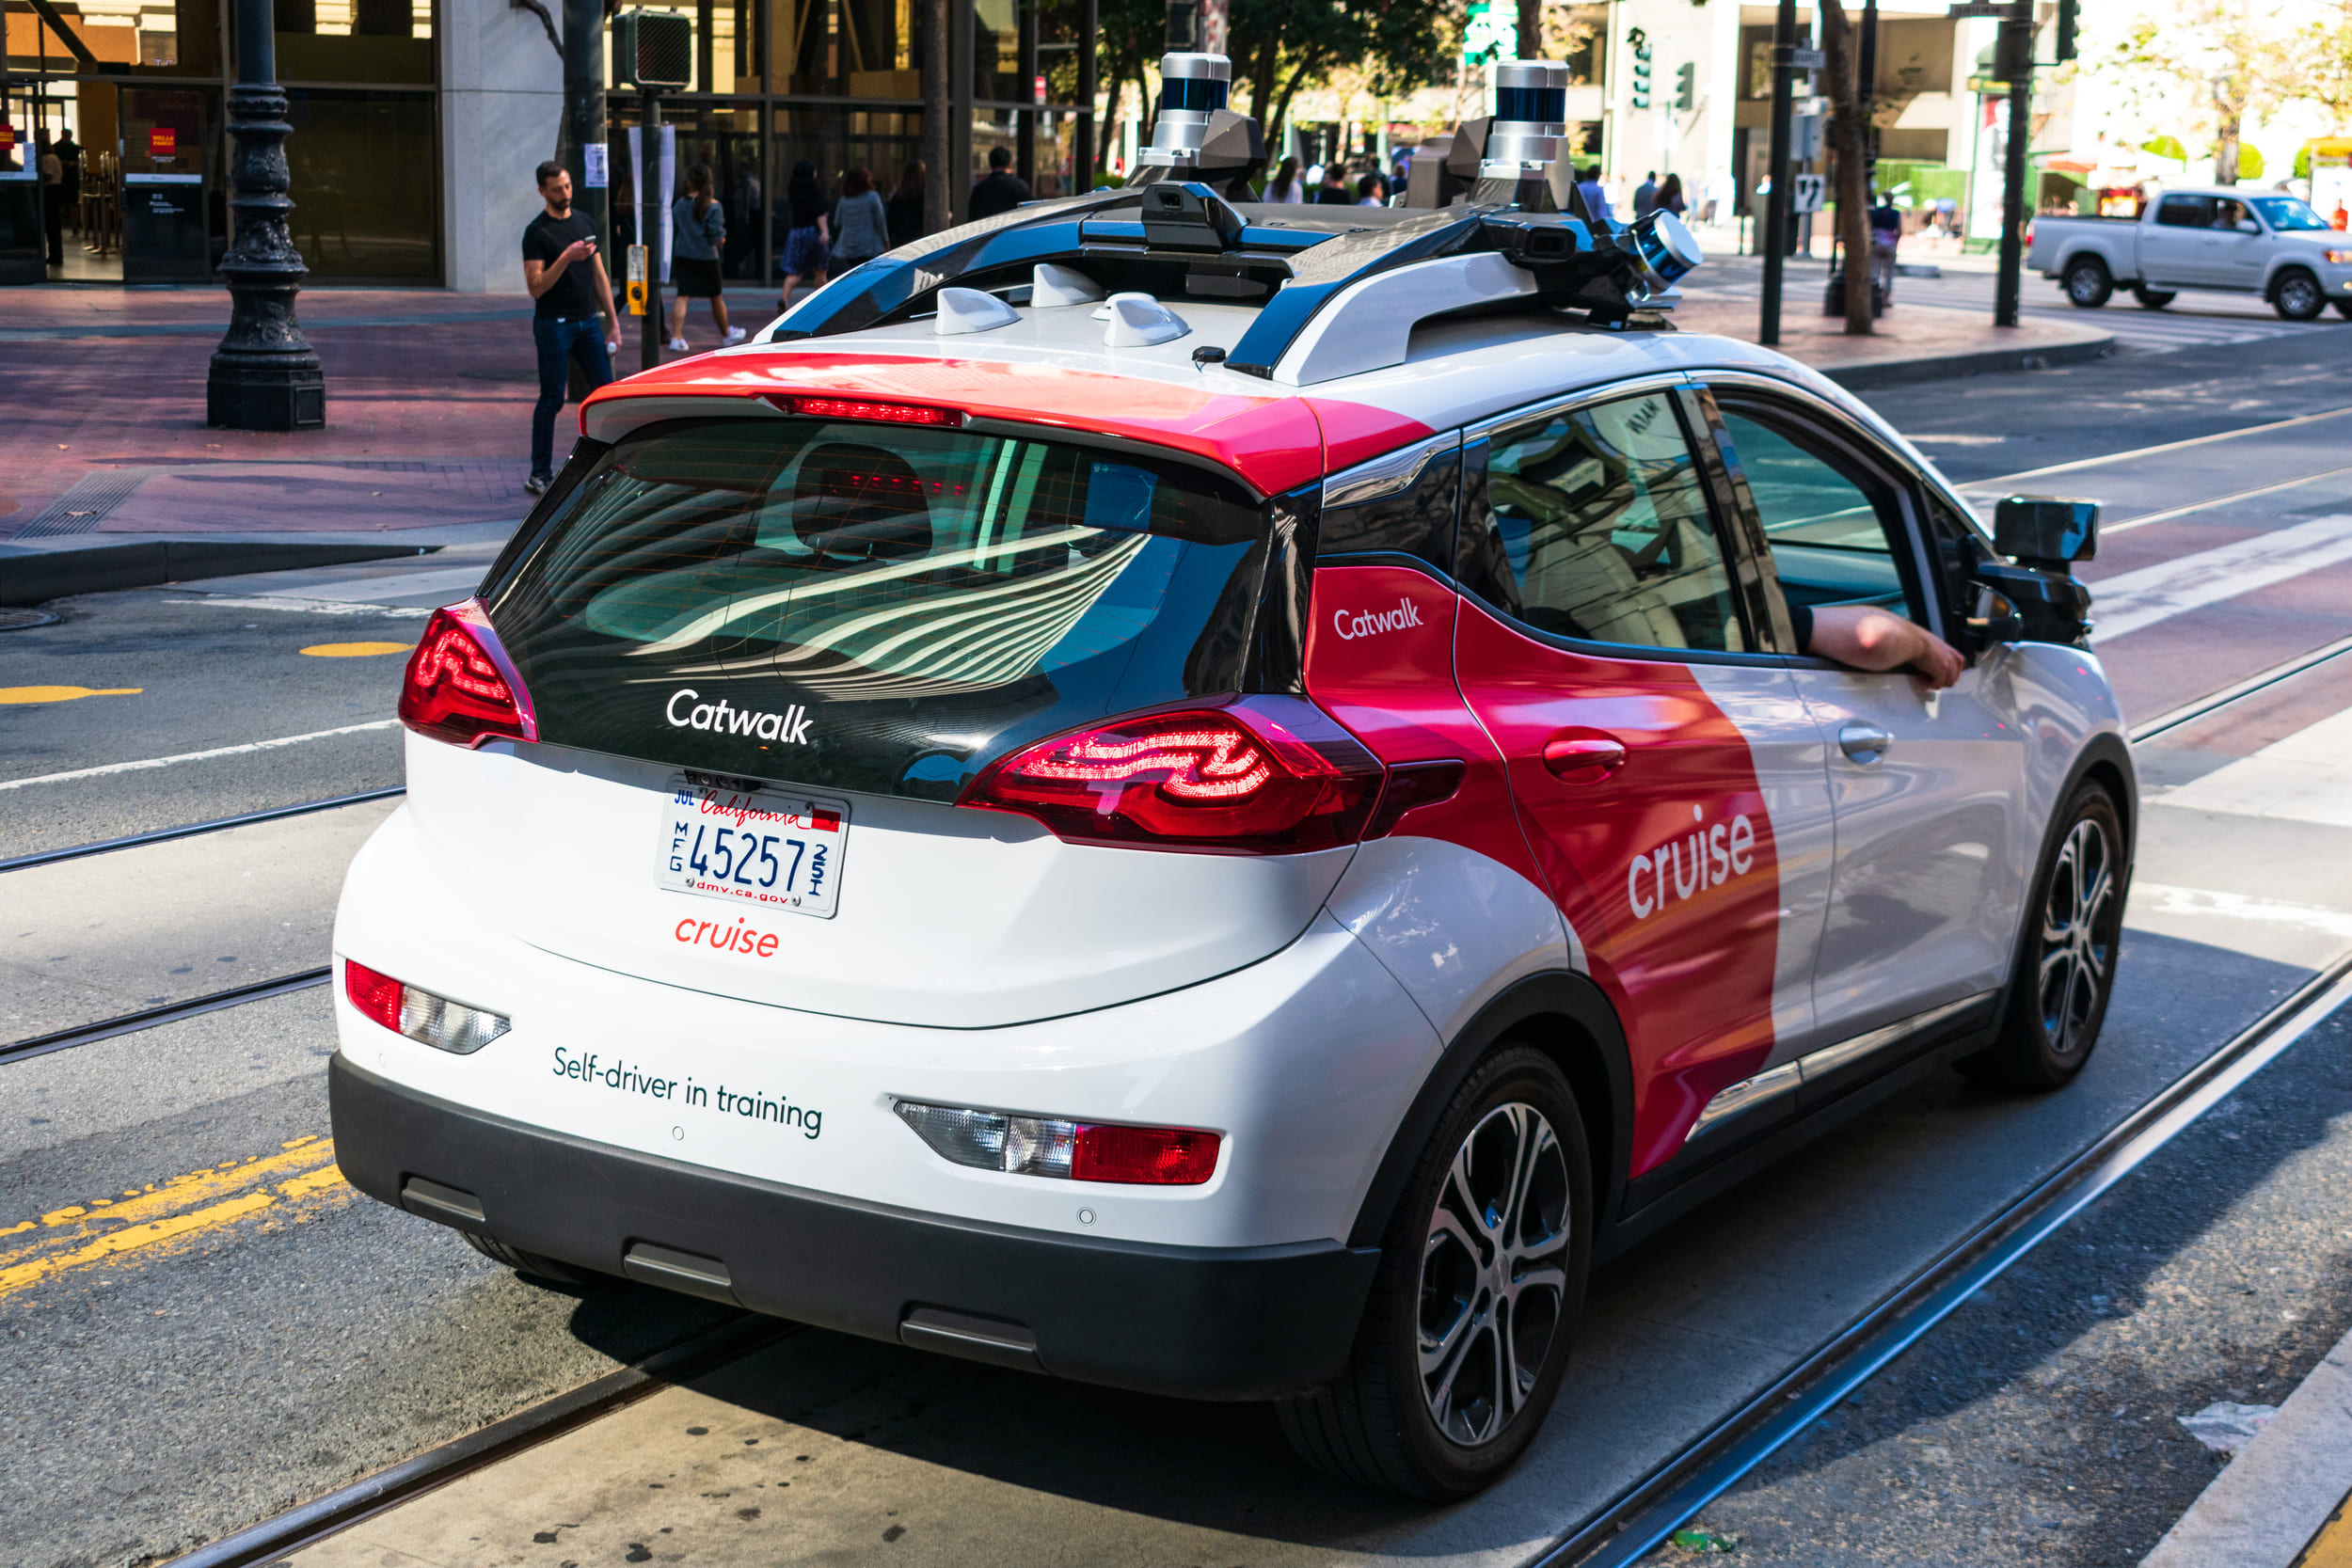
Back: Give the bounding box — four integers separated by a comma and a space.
1279, 1046, 1591, 1497
2064, 257, 2113, 308
2334, 299, 2352, 321
2131, 287, 2176, 309
2273, 269, 2326, 321
1963, 785, 2126, 1091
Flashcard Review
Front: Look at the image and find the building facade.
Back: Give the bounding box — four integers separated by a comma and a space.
3, 0, 1094, 290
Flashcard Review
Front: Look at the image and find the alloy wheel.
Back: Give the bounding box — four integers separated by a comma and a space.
2037, 817, 2116, 1057
1417, 1101, 1572, 1447
2279, 276, 2323, 319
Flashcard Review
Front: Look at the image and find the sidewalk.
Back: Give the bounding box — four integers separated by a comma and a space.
0, 273, 2108, 600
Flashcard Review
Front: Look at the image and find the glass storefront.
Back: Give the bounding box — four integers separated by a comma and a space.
283, 88, 438, 278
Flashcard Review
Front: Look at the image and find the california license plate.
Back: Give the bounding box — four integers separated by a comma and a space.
657, 775, 848, 919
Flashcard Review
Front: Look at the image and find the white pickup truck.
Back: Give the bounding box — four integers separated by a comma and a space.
2026, 187, 2352, 321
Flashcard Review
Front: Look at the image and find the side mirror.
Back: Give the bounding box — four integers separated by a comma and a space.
1966, 563, 2095, 648
2237, 219, 2260, 234
1994, 494, 2098, 570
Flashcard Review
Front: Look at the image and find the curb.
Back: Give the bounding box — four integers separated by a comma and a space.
2140, 1323, 2352, 1568
1815, 331, 2116, 390
0, 539, 442, 607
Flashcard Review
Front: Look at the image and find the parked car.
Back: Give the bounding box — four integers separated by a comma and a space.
329, 181, 2134, 1499
2027, 186, 2352, 320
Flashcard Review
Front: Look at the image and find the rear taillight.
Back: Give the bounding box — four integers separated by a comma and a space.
342, 958, 510, 1054
894, 1099, 1221, 1185
958, 696, 1385, 853
399, 600, 536, 748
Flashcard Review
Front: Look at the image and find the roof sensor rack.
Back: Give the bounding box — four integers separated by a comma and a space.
1129, 53, 1265, 184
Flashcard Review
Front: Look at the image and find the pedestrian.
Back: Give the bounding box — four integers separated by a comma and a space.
666, 163, 743, 353
885, 160, 926, 247
1658, 172, 1686, 217
1576, 166, 1613, 224
1868, 191, 1902, 307
776, 159, 830, 312
520, 159, 620, 497
1263, 155, 1305, 203
1314, 165, 1352, 204
830, 166, 890, 273
1633, 169, 1658, 219
53, 127, 81, 246
968, 146, 1030, 220
1355, 170, 1388, 206
37, 131, 64, 267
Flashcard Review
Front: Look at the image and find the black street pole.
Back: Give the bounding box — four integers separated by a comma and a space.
1759, 0, 1797, 346
1857, 0, 1878, 194
1076, 0, 1098, 189
563, 0, 607, 247
642, 88, 663, 372
207, 0, 324, 430
1994, 0, 2033, 327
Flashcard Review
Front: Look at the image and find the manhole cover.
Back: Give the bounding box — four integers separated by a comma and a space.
0, 609, 60, 630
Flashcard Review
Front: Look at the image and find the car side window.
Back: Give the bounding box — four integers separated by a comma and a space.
2155, 195, 2214, 229
1713, 404, 1930, 635
1470, 391, 1748, 653
2212, 198, 2250, 230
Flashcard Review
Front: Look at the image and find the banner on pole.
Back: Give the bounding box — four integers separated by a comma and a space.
656, 124, 675, 286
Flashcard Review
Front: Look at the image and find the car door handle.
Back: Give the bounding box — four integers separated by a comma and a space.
1541, 735, 1629, 784
1839, 722, 1893, 763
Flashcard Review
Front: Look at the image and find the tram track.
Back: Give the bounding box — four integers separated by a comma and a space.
0, 785, 405, 877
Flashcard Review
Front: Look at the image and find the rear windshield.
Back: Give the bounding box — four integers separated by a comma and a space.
488, 416, 1268, 799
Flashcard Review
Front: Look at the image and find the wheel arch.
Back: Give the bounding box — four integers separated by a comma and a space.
1343, 970, 1634, 1251
1997, 730, 2138, 1013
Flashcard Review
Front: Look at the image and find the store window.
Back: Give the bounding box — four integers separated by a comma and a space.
282, 88, 438, 279
766, 0, 916, 96
610, 102, 767, 278
767, 105, 922, 279
270, 0, 434, 84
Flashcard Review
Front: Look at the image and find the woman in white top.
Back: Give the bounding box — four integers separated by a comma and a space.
1263, 156, 1305, 203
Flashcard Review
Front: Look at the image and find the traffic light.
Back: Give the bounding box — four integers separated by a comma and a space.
1675, 60, 1695, 110
2057, 0, 2078, 62
1629, 27, 1653, 109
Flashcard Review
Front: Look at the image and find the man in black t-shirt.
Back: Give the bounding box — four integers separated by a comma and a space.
967, 147, 1030, 221
522, 159, 622, 493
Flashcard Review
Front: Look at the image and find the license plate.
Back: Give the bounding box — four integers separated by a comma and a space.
657, 775, 848, 919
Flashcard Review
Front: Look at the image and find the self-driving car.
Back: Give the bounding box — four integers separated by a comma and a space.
329, 62, 2130, 1500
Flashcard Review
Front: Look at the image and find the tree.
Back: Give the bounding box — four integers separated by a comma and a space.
2280, 0, 2352, 128
2106, 0, 2294, 185
1820, 0, 1872, 335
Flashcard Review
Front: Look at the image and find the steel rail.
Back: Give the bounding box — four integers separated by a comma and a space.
0, 969, 332, 1067
2128, 634, 2352, 745
1538, 950, 2352, 1568
157, 1315, 801, 1568
1978, 402, 2352, 487
0, 786, 405, 876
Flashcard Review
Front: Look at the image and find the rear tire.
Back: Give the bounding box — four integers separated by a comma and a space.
1278, 1046, 1591, 1497
1962, 785, 2126, 1091
2063, 257, 2113, 308
2273, 269, 2326, 321
2131, 287, 2176, 309
463, 1229, 591, 1285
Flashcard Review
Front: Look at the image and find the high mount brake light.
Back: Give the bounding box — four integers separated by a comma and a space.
765, 394, 963, 427
399, 600, 536, 748
959, 697, 1384, 852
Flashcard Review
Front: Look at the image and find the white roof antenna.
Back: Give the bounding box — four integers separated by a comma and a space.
1032, 262, 1105, 307
1103, 293, 1190, 347
933, 286, 1021, 336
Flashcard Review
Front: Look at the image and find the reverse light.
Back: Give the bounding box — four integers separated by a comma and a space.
958, 696, 1384, 852
343, 959, 510, 1054
399, 600, 536, 748
893, 1100, 1220, 1185
766, 394, 963, 426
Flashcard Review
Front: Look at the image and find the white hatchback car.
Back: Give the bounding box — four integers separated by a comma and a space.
331, 180, 2132, 1497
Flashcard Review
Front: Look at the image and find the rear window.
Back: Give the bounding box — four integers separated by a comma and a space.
487, 416, 1268, 800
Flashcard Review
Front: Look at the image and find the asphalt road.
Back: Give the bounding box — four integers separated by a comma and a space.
2, 331, 2350, 1568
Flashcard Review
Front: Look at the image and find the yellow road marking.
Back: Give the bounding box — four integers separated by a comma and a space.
300, 641, 412, 658
0, 686, 143, 705
2297, 1486, 2352, 1566
0, 1138, 351, 1298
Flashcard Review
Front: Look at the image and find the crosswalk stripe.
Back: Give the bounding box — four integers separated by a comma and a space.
2092, 515, 2352, 640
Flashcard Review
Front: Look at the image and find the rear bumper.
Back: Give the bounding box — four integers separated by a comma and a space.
330, 1053, 1381, 1401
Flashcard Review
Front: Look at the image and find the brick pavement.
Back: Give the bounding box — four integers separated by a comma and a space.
0, 278, 2105, 542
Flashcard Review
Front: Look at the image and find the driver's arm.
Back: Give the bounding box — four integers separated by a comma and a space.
1800, 604, 1965, 689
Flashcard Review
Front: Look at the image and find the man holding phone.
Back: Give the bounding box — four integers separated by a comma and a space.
522, 159, 622, 495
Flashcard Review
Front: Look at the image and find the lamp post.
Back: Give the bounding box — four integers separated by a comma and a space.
206, 0, 325, 430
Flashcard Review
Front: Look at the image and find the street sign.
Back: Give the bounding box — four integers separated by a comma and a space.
1791, 173, 1827, 214
1947, 2, 2008, 15
1462, 2, 1512, 68
1788, 47, 1824, 70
